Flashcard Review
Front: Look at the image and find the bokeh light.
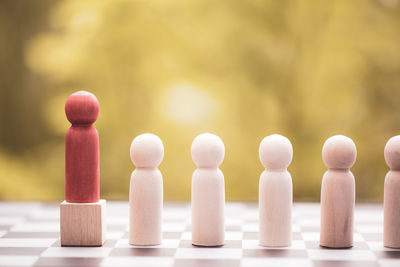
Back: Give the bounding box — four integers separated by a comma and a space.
1, 0, 400, 201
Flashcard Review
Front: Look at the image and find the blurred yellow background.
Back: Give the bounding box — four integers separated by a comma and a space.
0, 0, 399, 202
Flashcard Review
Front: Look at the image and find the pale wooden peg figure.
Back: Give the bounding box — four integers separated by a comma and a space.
320, 135, 356, 248
191, 133, 225, 246
129, 133, 164, 246
259, 134, 293, 247
384, 135, 400, 248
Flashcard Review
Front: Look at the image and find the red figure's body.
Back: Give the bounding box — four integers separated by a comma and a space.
65, 91, 100, 203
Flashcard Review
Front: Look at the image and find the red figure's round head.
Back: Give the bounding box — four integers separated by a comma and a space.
65, 91, 99, 124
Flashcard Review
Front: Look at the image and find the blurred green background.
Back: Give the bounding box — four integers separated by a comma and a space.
0, 0, 399, 202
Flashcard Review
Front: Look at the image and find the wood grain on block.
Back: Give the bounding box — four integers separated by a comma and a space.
129, 133, 164, 246
65, 91, 100, 203
259, 134, 293, 247
320, 135, 356, 248
191, 133, 225, 247
60, 200, 106, 246
384, 136, 400, 248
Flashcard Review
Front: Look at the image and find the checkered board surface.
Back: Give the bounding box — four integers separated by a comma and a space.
0, 202, 399, 267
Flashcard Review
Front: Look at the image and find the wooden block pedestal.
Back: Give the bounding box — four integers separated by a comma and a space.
60, 200, 106, 246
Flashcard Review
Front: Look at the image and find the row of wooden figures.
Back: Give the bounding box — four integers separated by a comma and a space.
129, 132, 400, 249
59, 91, 399, 249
